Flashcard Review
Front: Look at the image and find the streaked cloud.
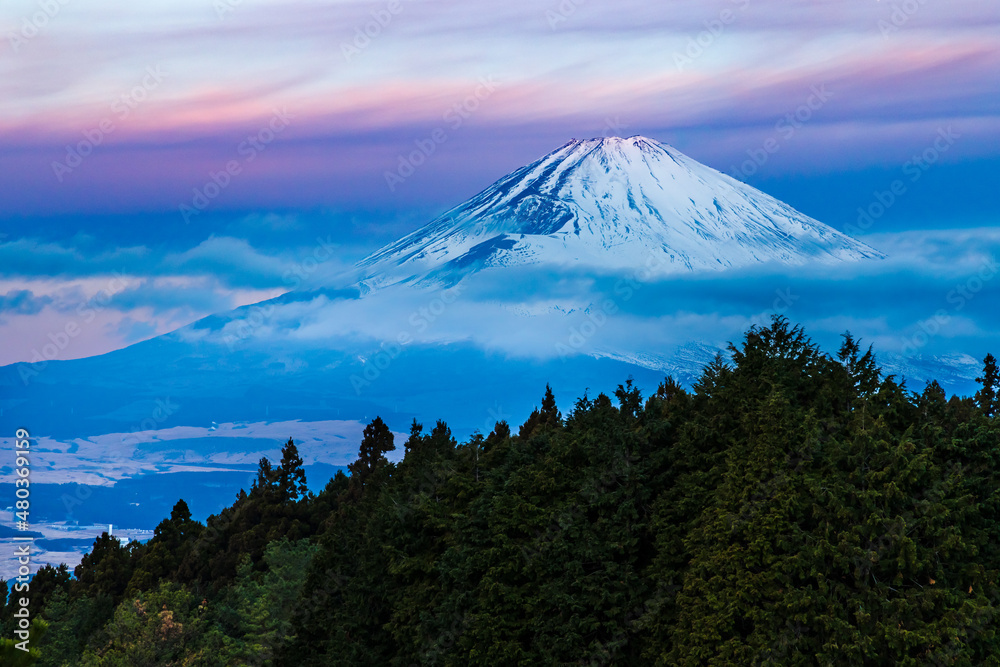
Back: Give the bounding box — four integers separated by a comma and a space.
0, 232, 355, 364
0, 0, 997, 216
1, 0, 997, 368
0, 289, 52, 316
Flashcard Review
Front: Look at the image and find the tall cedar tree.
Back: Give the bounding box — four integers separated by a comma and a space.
975, 353, 1000, 417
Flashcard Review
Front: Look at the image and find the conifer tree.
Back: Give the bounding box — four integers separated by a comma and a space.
127, 500, 200, 595
277, 438, 309, 502
252, 457, 278, 498
403, 418, 423, 455
615, 377, 643, 418
838, 331, 880, 399
919, 380, 948, 424
26, 564, 71, 619
348, 416, 395, 486
540, 383, 561, 425
75, 532, 137, 604
519, 385, 562, 438
668, 387, 823, 664
975, 353, 999, 417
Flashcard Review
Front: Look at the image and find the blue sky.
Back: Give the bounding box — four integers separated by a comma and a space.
1, 0, 999, 365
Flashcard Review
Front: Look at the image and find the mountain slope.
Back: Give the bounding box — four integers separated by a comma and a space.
357, 136, 883, 290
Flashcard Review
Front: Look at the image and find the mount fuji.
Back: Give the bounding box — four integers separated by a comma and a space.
356, 136, 883, 291
5, 136, 978, 575
0, 136, 911, 469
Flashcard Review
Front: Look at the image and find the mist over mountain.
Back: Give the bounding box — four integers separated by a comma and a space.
357, 136, 883, 291
0, 137, 985, 579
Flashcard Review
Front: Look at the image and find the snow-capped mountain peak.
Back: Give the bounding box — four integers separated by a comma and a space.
357, 136, 883, 290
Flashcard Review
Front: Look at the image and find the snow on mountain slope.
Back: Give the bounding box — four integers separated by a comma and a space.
356, 136, 883, 290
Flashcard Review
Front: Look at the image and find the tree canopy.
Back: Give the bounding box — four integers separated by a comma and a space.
9, 318, 1000, 666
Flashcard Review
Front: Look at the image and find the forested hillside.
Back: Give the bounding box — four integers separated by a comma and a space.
4, 318, 1000, 665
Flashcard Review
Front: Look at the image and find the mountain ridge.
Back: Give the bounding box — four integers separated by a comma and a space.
356, 135, 884, 291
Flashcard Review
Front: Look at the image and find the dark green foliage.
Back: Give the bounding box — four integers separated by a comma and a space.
976, 353, 1000, 417
79, 582, 209, 665
125, 501, 197, 596
208, 538, 319, 665
517, 383, 562, 438
838, 331, 881, 400
0, 618, 47, 665
73, 532, 140, 604
36, 320, 1000, 665
27, 564, 71, 619
0, 579, 10, 635
36, 587, 113, 667
348, 415, 395, 489
277, 439, 310, 502
173, 439, 314, 591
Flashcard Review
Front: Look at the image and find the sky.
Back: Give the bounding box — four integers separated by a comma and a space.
1, 0, 999, 365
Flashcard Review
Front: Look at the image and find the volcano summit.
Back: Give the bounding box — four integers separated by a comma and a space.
357, 136, 884, 291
